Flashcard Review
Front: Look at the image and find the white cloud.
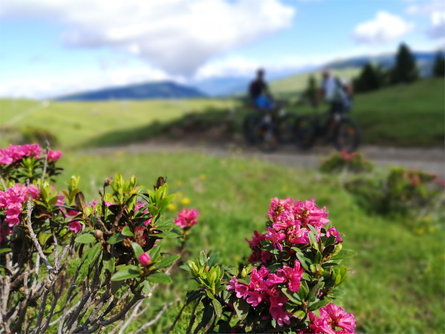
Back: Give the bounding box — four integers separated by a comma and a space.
406, 0, 445, 16
0, 0, 295, 76
353, 11, 414, 44
427, 11, 445, 38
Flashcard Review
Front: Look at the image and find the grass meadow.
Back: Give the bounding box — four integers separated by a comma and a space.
53, 151, 445, 333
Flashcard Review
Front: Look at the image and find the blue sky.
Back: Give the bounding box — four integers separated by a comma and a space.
0, 0, 443, 98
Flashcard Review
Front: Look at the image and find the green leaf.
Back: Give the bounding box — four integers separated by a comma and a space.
82, 243, 102, 265
38, 232, 52, 246
108, 233, 125, 245
154, 254, 180, 270
111, 265, 140, 281
281, 287, 301, 305
75, 233, 96, 244
131, 242, 144, 258
199, 251, 207, 266
142, 280, 151, 295
308, 232, 319, 250
148, 246, 161, 261
121, 226, 134, 237
147, 272, 172, 284
0, 248, 11, 254
233, 299, 250, 321
212, 298, 223, 318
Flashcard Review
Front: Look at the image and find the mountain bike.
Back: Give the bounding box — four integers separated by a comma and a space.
293, 107, 360, 152
243, 103, 297, 152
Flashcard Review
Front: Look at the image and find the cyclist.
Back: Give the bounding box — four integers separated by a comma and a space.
248, 68, 275, 110
320, 69, 353, 138
320, 68, 352, 114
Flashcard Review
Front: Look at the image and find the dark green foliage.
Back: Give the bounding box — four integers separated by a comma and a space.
432, 51, 445, 77
353, 63, 386, 93
391, 43, 419, 84
303, 75, 319, 106
20, 126, 58, 147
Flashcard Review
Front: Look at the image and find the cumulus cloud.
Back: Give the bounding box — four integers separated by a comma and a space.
0, 0, 295, 76
405, 0, 445, 39
353, 11, 414, 44
427, 11, 445, 38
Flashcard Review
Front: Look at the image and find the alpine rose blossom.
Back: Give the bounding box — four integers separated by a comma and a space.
68, 221, 82, 234
309, 303, 356, 334
174, 208, 199, 229
138, 253, 151, 267
47, 150, 62, 162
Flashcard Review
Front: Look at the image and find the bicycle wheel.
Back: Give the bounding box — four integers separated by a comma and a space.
294, 116, 316, 150
334, 118, 360, 152
276, 113, 298, 144
255, 114, 279, 152
243, 113, 261, 145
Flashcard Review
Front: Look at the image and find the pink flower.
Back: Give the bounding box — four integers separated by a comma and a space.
340, 151, 357, 161
0, 149, 13, 165
138, 253, 151, 267
309, 303, 356, 334
227, 276, 250, 299
326, 227, 342, 242
47, 150, 62, 162
281, 260, 305, 292
265, 227, 286, 251
246, 230, 265, 248
22, 144, 42, 158
269, 295, 292, 327
68, 221, 82, 233
174, 208, 199, 229
26, 184, 40, 199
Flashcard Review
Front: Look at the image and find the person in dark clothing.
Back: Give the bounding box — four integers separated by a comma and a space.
248, 68, 274, 110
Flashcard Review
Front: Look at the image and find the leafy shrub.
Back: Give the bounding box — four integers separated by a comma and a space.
346, 167, 445, 222
175, 198, 356, 333
20, 126, 59, 147
0, 144, 197, 333
320, 151, 373, 174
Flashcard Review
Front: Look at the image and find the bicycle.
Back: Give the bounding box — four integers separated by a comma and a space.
243, 102, 297, 152
293, 105, 360, 152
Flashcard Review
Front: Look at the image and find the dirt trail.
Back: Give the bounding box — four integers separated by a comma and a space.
82, 139, 445, 177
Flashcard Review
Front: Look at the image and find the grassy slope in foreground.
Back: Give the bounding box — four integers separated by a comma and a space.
57, 151, 444, 333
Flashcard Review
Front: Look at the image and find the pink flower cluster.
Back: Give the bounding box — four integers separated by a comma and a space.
0, 184, 40, 241
174, 208, 199, 229
308, 303, 356, 334
0, 144, 62, 166
0, 144, 42, 165
227, 260, 305, 327
340, 151, 358, 162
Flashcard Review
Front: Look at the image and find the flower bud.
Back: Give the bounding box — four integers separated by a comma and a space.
94, 229, 103, 240
138, 253, 151, 267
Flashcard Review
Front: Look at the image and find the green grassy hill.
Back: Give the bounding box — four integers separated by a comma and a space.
288, 78, 444, 146
270, 67, 360, 98
0, 98, 236, 148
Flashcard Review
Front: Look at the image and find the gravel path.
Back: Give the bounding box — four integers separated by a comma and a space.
82, 139, 445, 177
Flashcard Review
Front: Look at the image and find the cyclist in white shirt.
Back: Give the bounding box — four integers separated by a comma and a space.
321, 69, 351, 114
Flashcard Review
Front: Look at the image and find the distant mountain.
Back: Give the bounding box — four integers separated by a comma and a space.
56, 81, 207, 101
192, 77, 249, 97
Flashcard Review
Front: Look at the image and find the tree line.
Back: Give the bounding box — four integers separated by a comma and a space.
353, 43, 444, 93
303, 43, 444, 103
